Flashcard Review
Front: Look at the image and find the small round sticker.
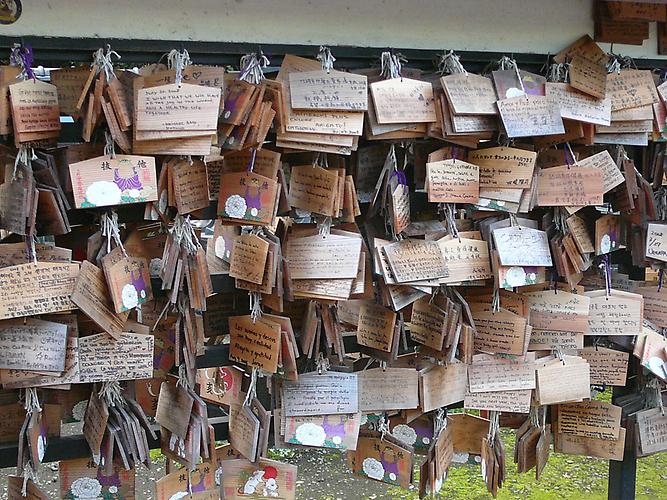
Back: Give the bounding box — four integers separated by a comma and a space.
0, 0, 21, 25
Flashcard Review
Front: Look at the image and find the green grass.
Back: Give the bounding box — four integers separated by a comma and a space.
384, 428, 667, 499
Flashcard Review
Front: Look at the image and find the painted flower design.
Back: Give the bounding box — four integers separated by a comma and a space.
158, 190, 168, 212
108, 486, 118, 494
504, 266, 527, 287
70, 477, 102, 499
214, 236, 226, 260
149, 257, 162, 277
168, 492, 189, 500
392, 424, 417, 446
601, 234, 612, 254
452, 451, 469, 463
332, 436, 342, 445
128, 188, 141, 198
85, 181, 122, 207
71, 400, 88, 422
362, 457, 385, 480
224, 195, 247, 219
250, 207, 259, 217
37, 434, 46, 461
121, 283, 139, 310
294, 422, 326, 446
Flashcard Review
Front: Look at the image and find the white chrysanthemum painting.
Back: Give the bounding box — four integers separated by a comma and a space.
452, 452, 469, 463
362, 457, 385, 480
121, 283, 139, 310
504, 266, 527, 287
149, 257, 162, 277
69, 477, 102, 499
214, 236, 226, 260
294, 422, 326, 446
71, 400, 88, 422
392, 424, 417, 446
168, 492, 189, 500
601, 234, 612, 254
224, 194, 247, 219
85, 181, 122, 207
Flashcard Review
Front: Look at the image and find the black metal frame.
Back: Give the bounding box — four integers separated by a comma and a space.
0, 35, 666, 72
0, 34, 653, 499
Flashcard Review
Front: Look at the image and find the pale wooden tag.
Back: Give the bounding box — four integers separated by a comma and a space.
358, 368, 419, 411
197, 366, 243, 406
468, 146, 536, 189
0, 262, 78, 320
9, 79, 61, 134
217, 171, 279, 226
448, 413, 489, 454
370, 77, 437, 123
101, 248, 153, 313
528, 329, 583, 350
636, 286, 667, 328
497, 95, 564, 137
229, 234, 270, 285
419, 362, 467, 412
523, 290, 590, 333
284, 413, 361, 451
569, 55, 607, 99
555, 428, 625, 461
438, 237, 492, 283
441, 73, 498, 115
277, 54, 364, 135
383, 239, 449, 283
78, 332, 154, 382
59, 459, 135, 500
70, 261, 129, 340
223, 148, 281, 180
156, 381, 194, 440
0, 242, 71, 268
606, 70, 659, 111
356, 302, 396, 352
50, 66, 90, 116
170, 158, 210, 213
426, 159, 479, 203
579, 347, 628, 386
470, 307, 529, 355
156, 462, 216, 499
553, 35, 608, 65
289, 69, 367, 111
288, 165, 338, 216
493, 226, 552, 266
545, 82, 611, 125
566, 214, 595, 254
135, 83, 221, 131
637, 408, 667, 455
595, 214, 623, 254
536, 165, 604, 206
468, 353, 535, 393
0, 319, 67, 372
646, 222, 667, 262
83, 390, 109, 462
282, 371, 358, 416
464, 389, 532, 413
584, 289, 643, 336
536, 356, 590, 405
409, 295, 447, 350
228, 315, 280, 373
286, 233, 362, 280
221, 458, 297, 500
556, 401, 621, 441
